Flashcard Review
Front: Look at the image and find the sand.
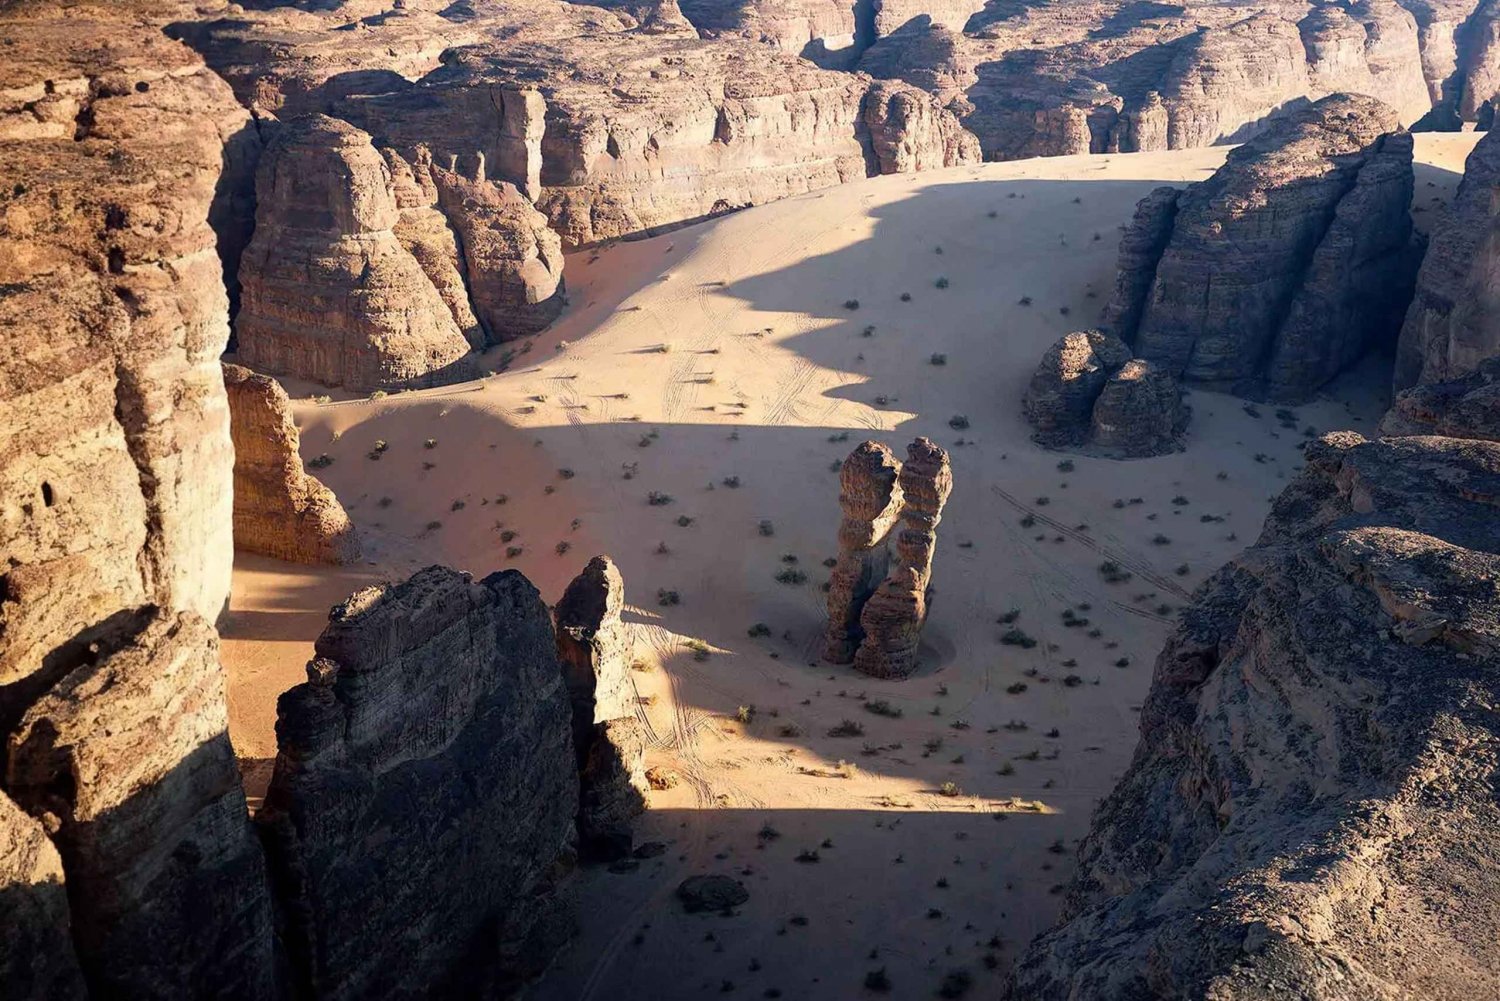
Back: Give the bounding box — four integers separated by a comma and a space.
219, 132, 1481, 999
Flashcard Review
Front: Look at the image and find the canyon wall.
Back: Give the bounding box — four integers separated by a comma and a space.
1010, 427, 1500, 1000
1103, 94, 1418, 402
1395, 124, 1500, 389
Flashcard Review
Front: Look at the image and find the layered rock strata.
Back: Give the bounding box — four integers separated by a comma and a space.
555, 556, 648, 856
1395, 125, 1500, 390
258, 565, 579, 999
0, 790, 86, 1001
7, 611, 277, 999
223, 363, 359, 564
1011, 429, 1500, 999
1380, 356, 1500, 440
862, 79, 981, 174
1103, 94, 1417, 402
234, 114, 477, 392
823, 441, 905, 664
853, 437, 953, 679
1089, 359, 1190, 457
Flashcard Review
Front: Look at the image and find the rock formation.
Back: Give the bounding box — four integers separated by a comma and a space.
862, 79, 981, 174
1097, 186, 1179, 339
555, 556, 648, 857
1022, 330, 1188, 457
853, 437, 953, 679
1395, 125, 1500, 390
258, 565, 579, 999
8, 610, 277, 999
223, 363, 359, 564
823, 441, 906, 664
0, 790, 86, 1001
1380, 356, 1500, 440
1011, 427, 1500, 998
1103, 94, 1418, 402
234, 114, 478, 392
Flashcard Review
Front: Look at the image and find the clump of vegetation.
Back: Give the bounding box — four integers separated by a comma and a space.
828, 719, 865, 737
948, 414, 970, 430
308, 453, 334, 469
864, 699, 903, 719
934, 277, 949, 289
1099, 560, 1133, 584
425, 520, 443, 532
758, 520, 775, 537
864, 968, 892, 993
1000, 628, 1037, 649
747, 623, 772, 638
657, 588, 681, 606
844, 299, 861, 310
930, 353, 948, 366
721, 475, 741, 488
899, 292, 912, 302
775, 568, 808, 585
938, 781, 961, 798
647, 491, 674, 506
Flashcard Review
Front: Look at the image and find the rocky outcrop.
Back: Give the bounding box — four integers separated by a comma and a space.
1105, 94, 1417, 402
1089, 359, 1190, 457
853, 438, 952, 679
234, 114, 477, 392
823, 441, 905, 664
1022, 330, 1135, 448
861, 79, 981, 174
555, 556, 647, 856
223, 363, 359, 565
1395, 125, 1500, 390
1380, 356, 1500, 440
1024, 332, 1188, 456
1010, 429, 1500, 999
1098, 186, 1178, 339
0, 790, 85, 1001
0, 13, 240, 727
258, 565, 579, 999
7, 610, 277, 999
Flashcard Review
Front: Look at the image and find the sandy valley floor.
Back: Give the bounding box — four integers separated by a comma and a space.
220, 133, 1480, 999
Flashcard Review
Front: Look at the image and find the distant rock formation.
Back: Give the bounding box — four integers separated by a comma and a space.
862, 79, 981, 174
1023, 331, 1187, 457
1103, 94, 1418, 402
1010, 428, 1500, 998
556, 556, 648, 857
223, 363, 359, 565
853, 438, 953, 679
823, 441, 906, 664
8, 611, 276, 999
1380, 356, 1500, 441
1395, 125, 1500, 390
234, 114, 478, 392
258, 566, 578, 999
0, 789, 86, 1001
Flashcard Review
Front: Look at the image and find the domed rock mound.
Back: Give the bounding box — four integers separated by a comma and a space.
1024, 332, 1188, 457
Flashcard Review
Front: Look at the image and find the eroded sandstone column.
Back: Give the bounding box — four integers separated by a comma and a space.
556, 556, 648, 857
223, 363, 359, 565
822, 441, 905, 664
853, 438, 952, 679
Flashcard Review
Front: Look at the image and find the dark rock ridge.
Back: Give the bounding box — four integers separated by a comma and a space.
258, 565, 580, 999
1011, 426, 1500, 998
1395, 125, 1500, 390
223, 363, 360, 564
1380, 355, 1500, 440
1103, 93, 1418, 403
1023, 331, 1188, 457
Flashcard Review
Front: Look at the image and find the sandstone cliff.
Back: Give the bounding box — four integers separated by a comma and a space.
1011, 428, 1500, 999
259, 565, 580, 999
224, 363, 359, 565
1104, 94, 1417, 402
1380, 356, 1500, 439
1395, 125, 1500, 390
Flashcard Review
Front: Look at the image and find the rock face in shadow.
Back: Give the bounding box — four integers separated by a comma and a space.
823, 441, 905, 664
1010, 430, 1500, 999
223, 363, 359, 564
854, 437, 953, 679
1380, 356, 1500, 441
1098, 186, 1179, 339
1104, 94, 1417, 402
234, 114, 477, 392
862, 79, 981, 174
556, 556, 647, 857
0, 790, 86, 1001
1089, 359, 1190, 457
258, 566, 578, 1000
0, 12, 241, 724
7, 611, 277, 999
1395, 125, 1500, 390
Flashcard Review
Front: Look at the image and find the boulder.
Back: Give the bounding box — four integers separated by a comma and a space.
677, 874, 750, 913
1089, 359, 1188, 458
1022, 330, 1133, 448
223, 363, 359, 564
257, 566, 579, 999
